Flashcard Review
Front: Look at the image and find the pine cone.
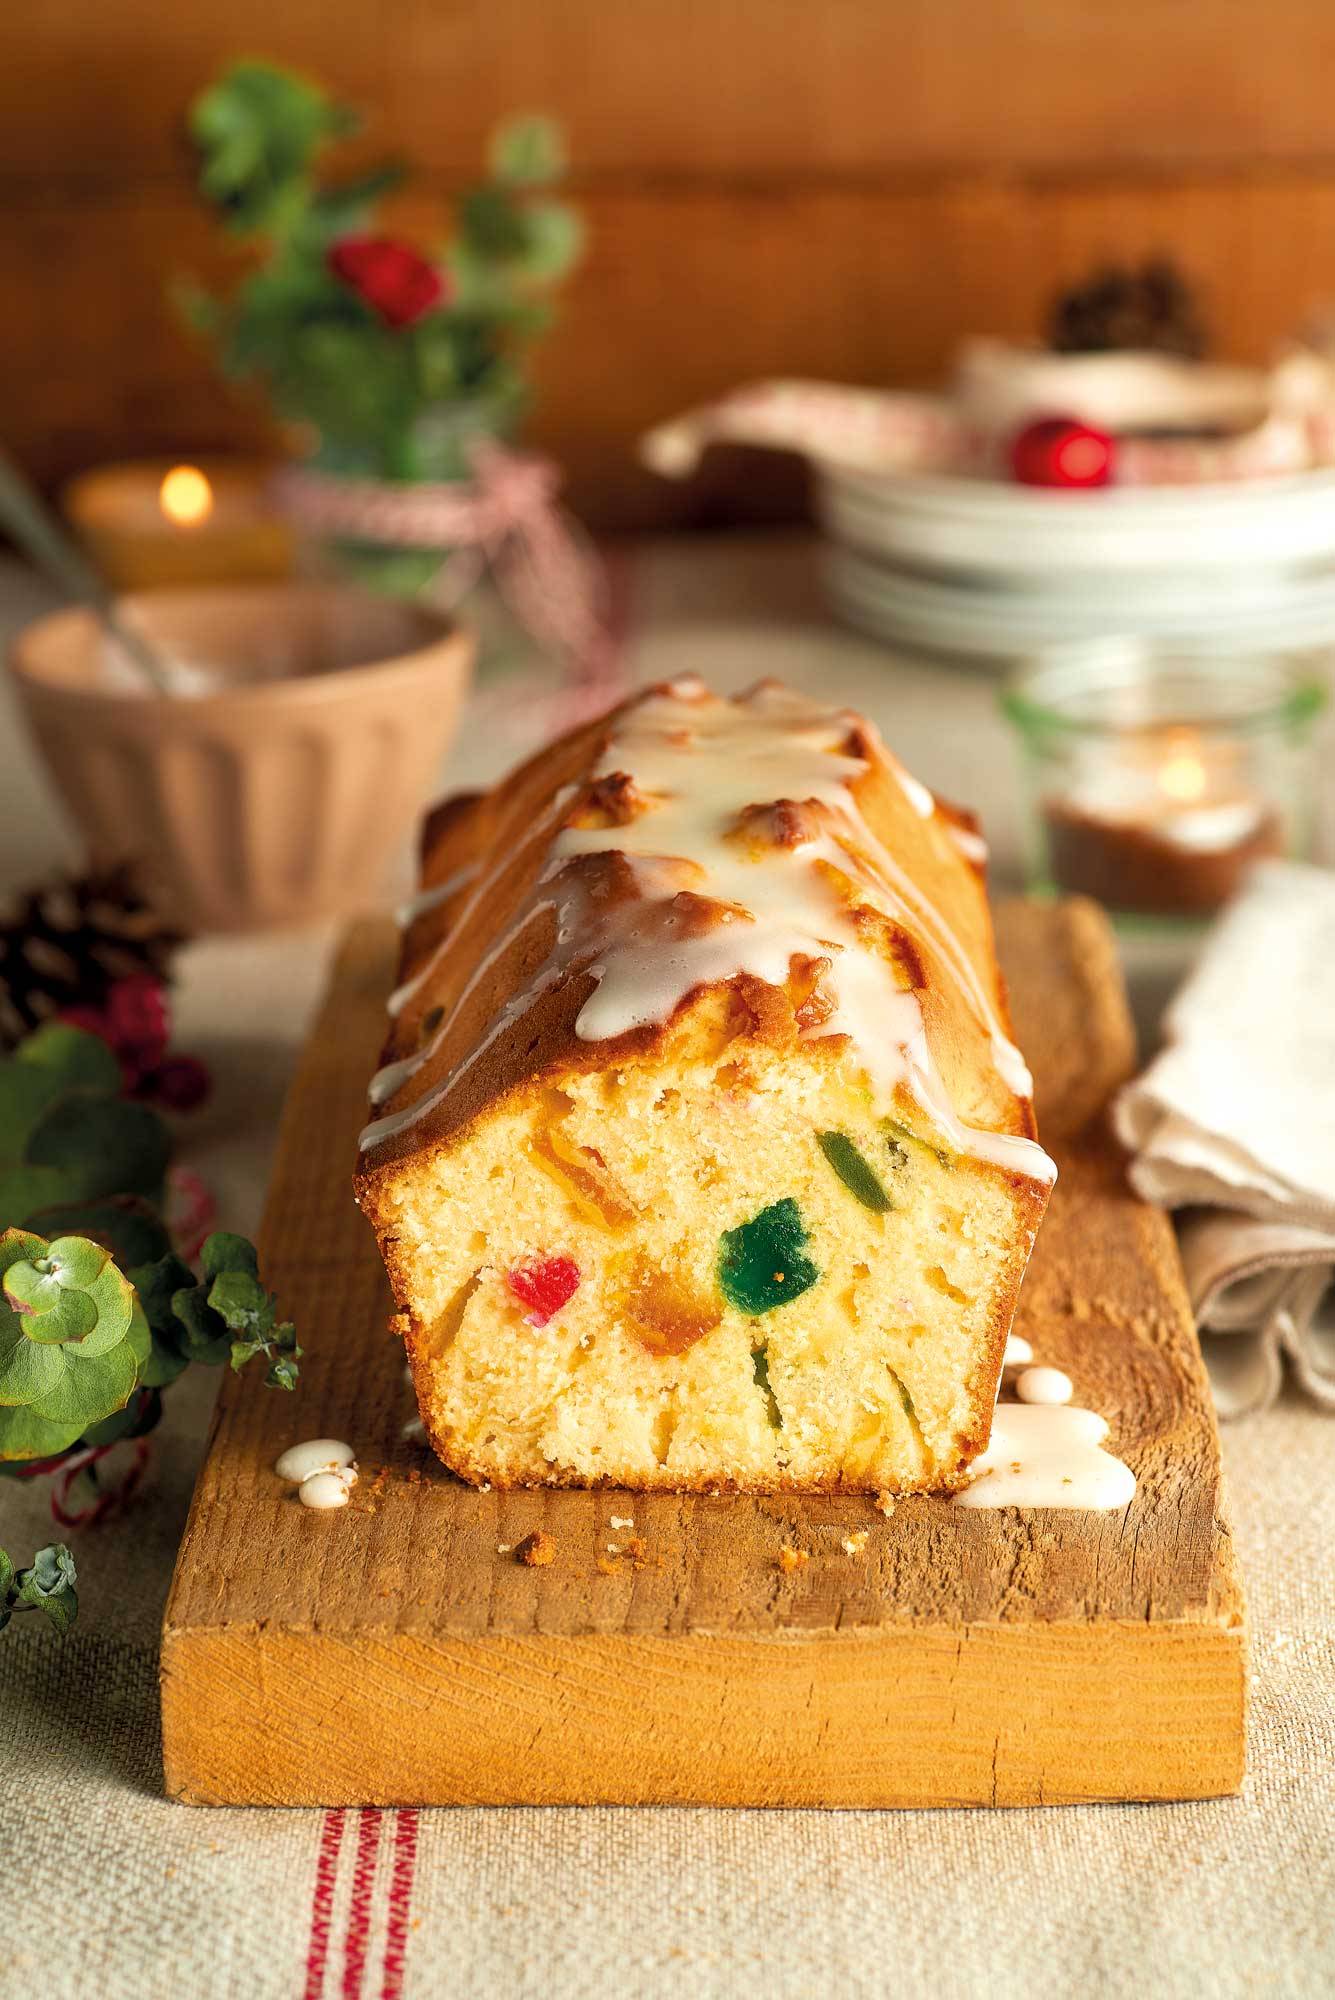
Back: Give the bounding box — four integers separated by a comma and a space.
1047, 259, 1208, 360
0, 864, 184, 1049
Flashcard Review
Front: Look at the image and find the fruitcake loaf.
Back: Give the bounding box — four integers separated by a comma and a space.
355, 677, 1055, 1493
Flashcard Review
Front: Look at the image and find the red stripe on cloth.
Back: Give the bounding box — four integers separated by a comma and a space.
379, 1809, 420, 2000
341, 1808, 385, 2000
302, 1809, 347, 2000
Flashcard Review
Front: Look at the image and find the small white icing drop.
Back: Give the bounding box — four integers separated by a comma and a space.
1015, 1364, 1074, 1406
362, 683, 1052, 1184
893, 763, 936, 818
952, 1404, 1135, 1511
1002, 1334, 1033, 1370
275, 1438, 355, 1484
950, 824, 989, 866
298, 1468, 357, 1510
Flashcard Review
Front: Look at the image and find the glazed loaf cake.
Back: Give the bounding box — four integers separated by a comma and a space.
355, 678, 1055, 1493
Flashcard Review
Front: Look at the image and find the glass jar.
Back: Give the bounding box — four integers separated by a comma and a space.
1001, 640, 1328, 925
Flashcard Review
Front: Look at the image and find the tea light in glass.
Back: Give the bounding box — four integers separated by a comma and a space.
63, 457, 294, 591
1002, 641, 1327, 923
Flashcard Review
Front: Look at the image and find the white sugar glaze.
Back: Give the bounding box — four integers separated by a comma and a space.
394, 861, 481, 933
952, 1404, 1135, 1510
1015, 1364, 1074, 1406
360, 680, 1053, 1181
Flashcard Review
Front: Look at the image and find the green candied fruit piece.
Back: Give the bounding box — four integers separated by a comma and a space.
817, 1131, 892, 1213
883, 1118, 951, 1171
751, 1343, 783, 1428
718, 1198, 819, 1315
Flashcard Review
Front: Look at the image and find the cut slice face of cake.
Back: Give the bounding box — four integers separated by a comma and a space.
355, 678, 1056, 1493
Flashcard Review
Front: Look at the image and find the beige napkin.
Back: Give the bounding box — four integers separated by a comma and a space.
1114, 861, 1335, 1417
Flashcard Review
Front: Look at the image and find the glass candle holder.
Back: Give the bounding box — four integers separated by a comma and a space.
1001, 640, 1328, 924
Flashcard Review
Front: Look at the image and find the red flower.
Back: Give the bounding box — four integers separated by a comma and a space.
328, 236, 446, 329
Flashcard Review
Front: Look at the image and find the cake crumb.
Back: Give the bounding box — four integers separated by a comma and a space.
516, 1530, 556, 1567
873, 1490, 896, 1518
625, 1535, 648, 1563
777, 1545, 809, 1574
596, 1554, 622, 1575
841, 1530, 869, 1557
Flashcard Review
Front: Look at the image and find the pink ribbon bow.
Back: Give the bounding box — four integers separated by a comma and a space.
276, 444, 622, 725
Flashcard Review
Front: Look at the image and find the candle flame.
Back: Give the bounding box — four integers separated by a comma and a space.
1158, 746, 1209, 803
159, 465, 214, 528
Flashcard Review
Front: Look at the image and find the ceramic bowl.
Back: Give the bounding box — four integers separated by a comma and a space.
8, 583, 474, 932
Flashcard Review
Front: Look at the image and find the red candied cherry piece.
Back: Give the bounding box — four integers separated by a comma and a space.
506, 1254, 581, 1327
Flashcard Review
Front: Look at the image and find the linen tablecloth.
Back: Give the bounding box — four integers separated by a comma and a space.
2, 541, 1332, 2000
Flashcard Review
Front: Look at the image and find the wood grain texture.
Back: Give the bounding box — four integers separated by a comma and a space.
160, 900, 1245, 1807
10, 174, 1335, 527
11, 0, 1335, 521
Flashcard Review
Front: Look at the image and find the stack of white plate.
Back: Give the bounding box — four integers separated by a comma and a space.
817, 465, 1335, 666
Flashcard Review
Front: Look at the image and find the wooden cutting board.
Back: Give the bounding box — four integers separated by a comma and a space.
160, 899, 1245, 1808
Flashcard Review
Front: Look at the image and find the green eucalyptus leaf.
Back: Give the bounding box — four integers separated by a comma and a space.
201, 1233, 260, 1281
0, 1166, 72, 1223
124, 1299, 151, 1373
27, 1095, 170, 1205
15, 1023, 122, 1095
0, 1402, 87, 1462
461, 187, 530, 262
0, 1548, 12, 1598
168, 1282, 232, 1367
208, 1268, 267, 1332
0, 1229, 47, 1278
131, 1253, 196, 1332
3, 1236, 135, 1354
190, 61, 358, 235
0, 1323, 62, 1405
29, 1338, 137, 1429
517, 201, 584, 282
14, 1544, 78, 1636
267, 1353, 300, 1391
26, 1196, 171, 1270
488, 115, 567, 186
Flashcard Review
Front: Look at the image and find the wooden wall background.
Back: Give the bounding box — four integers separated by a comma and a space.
9, 2, 1335, 528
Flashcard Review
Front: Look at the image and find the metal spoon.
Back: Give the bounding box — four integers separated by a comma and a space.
0, 449, 174, 695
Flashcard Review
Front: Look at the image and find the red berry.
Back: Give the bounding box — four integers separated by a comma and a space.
1010, 415, 1114, 489
150, 1054, 213, 1113
59, 1002, 112, 1041
105, 975, 170, 1066
506, 1254, 581, 1327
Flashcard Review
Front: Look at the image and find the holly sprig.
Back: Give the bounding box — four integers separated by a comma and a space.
0, 1543, 77, 1635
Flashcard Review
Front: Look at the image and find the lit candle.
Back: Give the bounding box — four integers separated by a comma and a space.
1041, 724, 1283, 917
63, 457, 294, 590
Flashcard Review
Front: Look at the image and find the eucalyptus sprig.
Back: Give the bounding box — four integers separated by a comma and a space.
0, 1543, 77, 1635
0, 1014, 301, 1638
